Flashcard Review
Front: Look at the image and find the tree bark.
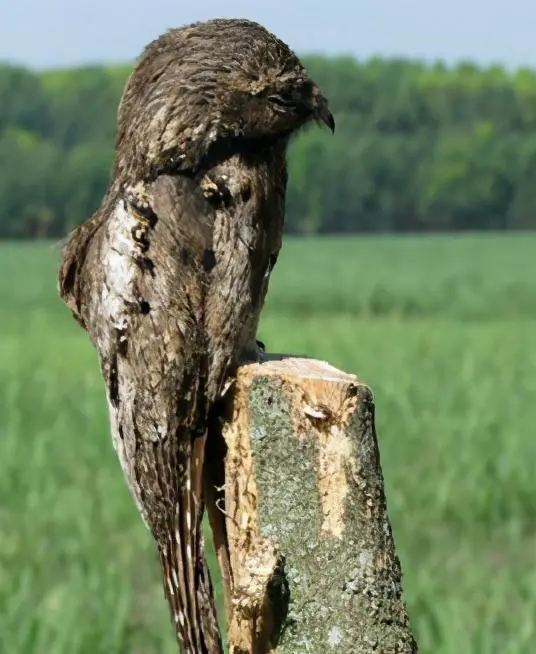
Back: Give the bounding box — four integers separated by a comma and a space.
209, 356, 418, 654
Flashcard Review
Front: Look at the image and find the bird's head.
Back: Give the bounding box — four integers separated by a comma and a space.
215, 24, 335, 139
116, 18, 334, 179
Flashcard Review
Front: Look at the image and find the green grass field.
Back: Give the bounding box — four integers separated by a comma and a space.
1, 234, 534, 653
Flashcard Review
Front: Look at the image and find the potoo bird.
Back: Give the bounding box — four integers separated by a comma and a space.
58, 17, 334, 653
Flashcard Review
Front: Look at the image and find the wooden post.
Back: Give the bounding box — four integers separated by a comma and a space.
206, 356, 418, 654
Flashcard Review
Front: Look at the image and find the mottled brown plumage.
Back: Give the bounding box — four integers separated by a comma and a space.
58, 17, 333, 653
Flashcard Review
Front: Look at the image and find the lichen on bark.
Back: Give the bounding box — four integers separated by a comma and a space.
219, 357, 417, 653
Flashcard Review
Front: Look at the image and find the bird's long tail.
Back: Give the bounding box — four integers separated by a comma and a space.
159, 431, 223, 654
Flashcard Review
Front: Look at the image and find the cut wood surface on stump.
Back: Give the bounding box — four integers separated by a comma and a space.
210, 355, 418, 654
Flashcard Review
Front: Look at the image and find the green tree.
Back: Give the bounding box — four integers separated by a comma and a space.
0, 129, 60, 237
1, 56, 536, 237
0, 65, 52, 136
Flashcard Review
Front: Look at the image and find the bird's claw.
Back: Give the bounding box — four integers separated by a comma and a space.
254, 339, 268, 363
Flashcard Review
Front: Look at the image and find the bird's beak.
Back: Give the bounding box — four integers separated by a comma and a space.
312, 92, 335, 133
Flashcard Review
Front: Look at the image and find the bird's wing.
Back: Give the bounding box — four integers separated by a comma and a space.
59, 175, 225, 653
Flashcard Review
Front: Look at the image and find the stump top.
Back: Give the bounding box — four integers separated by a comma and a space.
241, 355, 360, 385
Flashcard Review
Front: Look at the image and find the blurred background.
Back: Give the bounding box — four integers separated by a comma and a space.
1, 1, 535, 653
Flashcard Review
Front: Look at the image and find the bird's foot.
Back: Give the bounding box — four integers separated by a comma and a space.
236, 339, 268, 366
253, 339, 268, 363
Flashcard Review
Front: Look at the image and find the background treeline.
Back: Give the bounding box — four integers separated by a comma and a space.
2, 56, 536, 238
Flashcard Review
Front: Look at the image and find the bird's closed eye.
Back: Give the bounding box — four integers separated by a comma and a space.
267, 94, 296, 108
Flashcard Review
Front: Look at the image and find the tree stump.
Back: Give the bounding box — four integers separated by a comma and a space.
207, 356, 418, 654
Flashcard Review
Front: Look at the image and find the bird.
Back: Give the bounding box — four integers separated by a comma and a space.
58, 17, 334, 653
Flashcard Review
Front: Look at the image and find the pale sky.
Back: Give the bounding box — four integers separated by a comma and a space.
1, 0, 534, 70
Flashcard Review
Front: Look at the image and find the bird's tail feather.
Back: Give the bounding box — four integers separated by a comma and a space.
159, 431, 222, 654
